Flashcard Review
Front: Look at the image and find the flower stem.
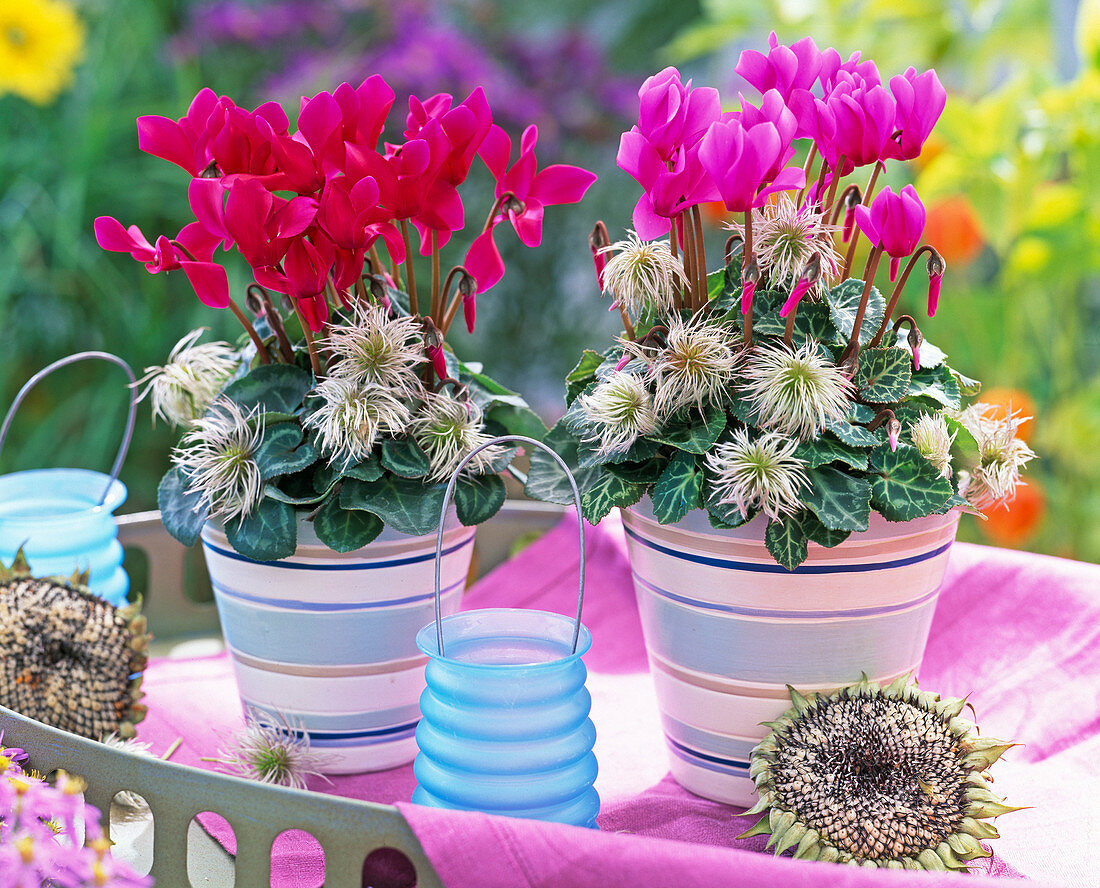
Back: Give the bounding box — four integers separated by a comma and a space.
680, 211, 698, 311
399, 219, 419, 317
249, 284, 294, 362
743, 209, 755, 347
438, 265, 472, 336
796, 143, 819, 206
841, 245, 883, 362
368, 245, 384, 277
823, 154, 847, 213
867, 244, 936, 348
692, 203, 708, 310
289, 298, 322, 377
840, 162, 884, 279
430, 231, 441, 321
618, 304, 637, 341
784, 302, 798, 348
226, 299, 272, 364
668, 222, 684, 311
829, 184, 862, 226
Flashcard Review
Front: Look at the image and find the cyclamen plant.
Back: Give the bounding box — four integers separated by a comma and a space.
96, 79, 595, 560
526, 35, 1035, 570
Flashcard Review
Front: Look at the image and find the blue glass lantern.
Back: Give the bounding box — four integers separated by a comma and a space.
412, 435, 600, 829
0, 352, 136, 605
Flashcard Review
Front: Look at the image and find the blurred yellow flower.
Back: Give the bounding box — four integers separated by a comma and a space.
0, 0, 84, 105
1078, 0, 1100, 71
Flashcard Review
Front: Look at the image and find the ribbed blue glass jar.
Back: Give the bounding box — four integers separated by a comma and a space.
0, 468, 129, 605
412, 608, 599, 828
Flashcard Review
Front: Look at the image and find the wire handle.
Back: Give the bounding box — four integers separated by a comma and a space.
433, 435, 585, 658
0, 351, 137, 507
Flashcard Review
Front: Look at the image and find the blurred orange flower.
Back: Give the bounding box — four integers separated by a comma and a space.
978, 387, 1036, 442
701, 200, 732, 226
981, 479, 1045, 547
924, 196, 984, 265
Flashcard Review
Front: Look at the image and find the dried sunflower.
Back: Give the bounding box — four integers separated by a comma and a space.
739, 675, 1024, 871
0, 550, 150, 739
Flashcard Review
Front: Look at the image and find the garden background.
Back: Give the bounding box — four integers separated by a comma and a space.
1, 0, 1097, 562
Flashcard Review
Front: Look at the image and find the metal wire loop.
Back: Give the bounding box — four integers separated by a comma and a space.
432, 435, 585, 658
0, 351, 138, 506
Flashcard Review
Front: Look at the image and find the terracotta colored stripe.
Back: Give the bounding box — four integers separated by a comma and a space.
230, 649, 428, 677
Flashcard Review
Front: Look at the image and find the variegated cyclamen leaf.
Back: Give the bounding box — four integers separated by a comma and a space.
381, 436, 431, 478
855, 347, 912, 403
157, 466, 208, 547
524, 419, 603, 506
313, 498, 383, 552
755, 301, 836, 346
565, 349, 606, 405
869, 444, 953, 521
580, 469, 646, 524
825, 419, 880, 449
828, 279, 886, 347
650, 402, 727, 454
226, 496, 297, 561
802, 466, 872, 532
908, 364, 961, 409
793, 436, 869, 471
222, 364, 314, 415
253, 422, 315, 480
454, 474, 507, 526
340, 475, 447, 537
651, 451, 703, 525
764, 514, 810, 571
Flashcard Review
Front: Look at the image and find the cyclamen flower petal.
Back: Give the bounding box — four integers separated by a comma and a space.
888, 67, 947, 161
427, 345, 448, 379
779, 275, 814, 317
928, 272, 943, 317
736, 33, 822, 101
636, 67, 721, 160
462, 293, 477, 333
741, 278, 757, 317
855, 185, 926, 259
180, 261, 230, 309
464, 230, 504, 294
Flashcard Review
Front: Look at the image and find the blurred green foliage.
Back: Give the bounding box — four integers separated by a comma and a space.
1, 0, 1095, 562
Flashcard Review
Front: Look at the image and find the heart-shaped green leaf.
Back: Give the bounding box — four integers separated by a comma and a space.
803, 466, 872, 531
580, 469, 646, 524
312, 498, 383, 552
157, 466, 208, 547
869, 444, 953, 521
454, 473, 507, 526
794, 436, 869, 470
764, 514, 810, 571
828, 279, 885, 347
222, 364, 313, 415
254, 422, 315, 480
381, 436, 431, 478
908, 364, 961, 409
226, 496, 297, 561
855, 347, 913, 403
650, 451, 703, 525
650, 402, 727, 454
524, 420, 604, 506
340, 475, 447, 537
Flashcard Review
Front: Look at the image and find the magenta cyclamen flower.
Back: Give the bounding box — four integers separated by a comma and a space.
697, 116, 803, 213
887, 67, 947, 161
736, 32, 822, 101
855, 185, 927, 279
634, 67, 721, 162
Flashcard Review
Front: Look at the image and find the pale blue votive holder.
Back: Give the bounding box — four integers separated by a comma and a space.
411, 434, 600, 828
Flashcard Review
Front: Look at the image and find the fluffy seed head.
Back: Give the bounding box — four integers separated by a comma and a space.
957, 403, 1036, 510
728, 196, 841, 294
740, 341, 853, 440
212, 708, 329, 790
134, 328, 239, 427
577, 373, 659, 458
304, 377, 412, 467
909, 413, 955, 478
600, 231, 687, 317
323, 302, 425, 397
704, 427, 808, 521
741, 676, 1022, 870
650, 314, 741, 416
172, 398, 264, 523
411, 394, 505, 482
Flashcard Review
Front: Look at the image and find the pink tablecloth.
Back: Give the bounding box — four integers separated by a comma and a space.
139, 512, 1100, 887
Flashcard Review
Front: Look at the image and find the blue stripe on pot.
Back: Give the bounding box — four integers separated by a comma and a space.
636, 584, 940, 684
666, 737, 751, 775
633, 572, 942, 619
623, 524, 952, 574
660, 714, 758, 764
213, 578, 464, 666
202, 533, 474, 570
307, 725, 420, 748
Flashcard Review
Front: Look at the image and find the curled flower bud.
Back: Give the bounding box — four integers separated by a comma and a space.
869, 408, 902, 452
926, 248, 946, 317
459, 271, 478, 334
779, 252, 822, 317
893, 314, 924, 371
741, 254, 760, 317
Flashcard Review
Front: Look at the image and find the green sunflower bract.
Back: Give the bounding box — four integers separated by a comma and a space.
738, 675, 1025, 870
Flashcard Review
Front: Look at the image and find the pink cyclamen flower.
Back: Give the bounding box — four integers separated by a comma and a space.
736, 32, 822, 102
818, 47, 881, 93
736, 89, 800, 182
617, 134, 720, 239
405, 86, 493, 186
136, 87, 224, 176
635, 67, 721, 162
426, 344, 448, 380
697, 117, 804, 213
887, 67, 947, 162
825, 74, 896, 173
854, 185, 926, 280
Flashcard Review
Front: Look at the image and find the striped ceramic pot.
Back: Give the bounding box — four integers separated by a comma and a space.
621, 499, 960, 807
201, 512, 474, 773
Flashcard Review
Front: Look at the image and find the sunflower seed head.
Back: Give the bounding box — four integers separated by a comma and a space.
742, 677, 1021, 870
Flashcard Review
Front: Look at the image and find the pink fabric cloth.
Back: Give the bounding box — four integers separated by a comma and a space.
139, 512, 1099, 887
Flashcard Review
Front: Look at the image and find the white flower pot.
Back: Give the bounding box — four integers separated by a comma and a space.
201, 512, 474, 773
621, 499, 960, 806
